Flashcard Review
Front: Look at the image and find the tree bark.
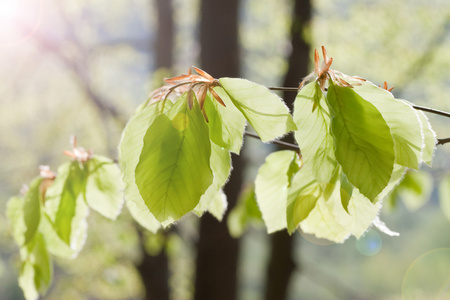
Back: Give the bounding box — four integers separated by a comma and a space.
194, 2, 241, 300
155, 0, 174, 70
264, 1, 311, 300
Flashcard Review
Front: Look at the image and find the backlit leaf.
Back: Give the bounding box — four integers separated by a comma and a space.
18, 233, 52, 300
135, 95, 213, 223
227, 185, 262, 238
416, 109, 436, 166
119, 101, 165, 232
286, 166, 321, 234
219, 77, 297, 142
397, 170, 433, 211
255, 150, 299, 233
85, 155, 124, 220
294, 82, 337, 182
326, 82, 395, 200
353, 83, 423, 170
203, 87, 246, 153
193, 143, 231, 219
44, 161, 89, 254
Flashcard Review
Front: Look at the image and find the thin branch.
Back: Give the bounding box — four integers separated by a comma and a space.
244, 131, 300, 153
268, 86, 299, 92
412, 105, 450, 119
438, 138, 450, 145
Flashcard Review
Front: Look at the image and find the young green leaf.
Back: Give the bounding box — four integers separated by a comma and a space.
396, 170, 433, 212
326, 82, 395, 201
8, 178, 43, 246
85, 155, 124, 220
286, 166, 321, 234
18, 233, 52, 300
255, 150, 300, 233
353, 83, 423, 170
119, 101, 165, 232
227, 184, 262, 238
39, 215, 74, 258
193, 143, 231, 219
219, 77, 297, 142
203, 87, 246, 154
300, 197, 350, 243
135, 95, 213, 223
339, 172, 353, 212
44, 161, 89, 254
294, 82, 337, 183
416, 109, 436, 166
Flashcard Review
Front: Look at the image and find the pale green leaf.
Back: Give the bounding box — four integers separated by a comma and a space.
227, 185, 262, 238
255, 150, 299, 233
18, 234, 52, 300
207, 190, 227, 222
326, 182, 379, 238
219, 77, 297, 142
353, 83, 423, 170
397, 170, 433, 211
294, 82, 337, 182
85, 155, 124, 220
44, 161, 89, 254
39, 215, 74, 258
119, 101, 165, 232
439, 174, 450, 222
339, 172, 353, 212
135, 95, 213, 223
286, 166, 320, 234
326, 82, 395, 200
203, 87, 246, 153
9, 178, 43, 246
300, 197, 349, 243
416, 109, 436, 166
7, 195, 26, 246
193, 143, 231, 218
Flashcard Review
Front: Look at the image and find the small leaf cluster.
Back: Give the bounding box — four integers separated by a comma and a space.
7, 140, 123, 300
119, 68, 296, 231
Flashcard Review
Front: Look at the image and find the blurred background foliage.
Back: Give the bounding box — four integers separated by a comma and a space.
1, 0, 450, 299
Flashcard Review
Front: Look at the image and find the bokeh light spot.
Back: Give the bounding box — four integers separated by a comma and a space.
402, 248, 450, 300
355, 230, 382, 256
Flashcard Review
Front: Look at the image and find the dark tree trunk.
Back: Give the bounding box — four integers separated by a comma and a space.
155, 0, 174, 70
264, 1, 311, 300
135, 1, 174, 300
194, 1, 241, 300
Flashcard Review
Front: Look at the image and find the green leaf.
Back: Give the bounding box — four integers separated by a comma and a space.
300, 197, 349, 243
227, 184, 262, 238
286, 166, 321, 234
397, 170, 433, 211
7, 195, 27, 247
255, 150, 299, 233
18, 233, 52, 300
439, 174, 450, 222
193, 143, 231, 219
135, 95, 213, 223
353, 83, 423, 170
326, 182, 379, 238
219, 77, 297, 142
294, 82, 337, 182
206, 190, 227, 222
416, 109, 436, 166
119, 101, 165, 232
44, 161, 89, 254
339, 172, 353, 212
8, 178, 42, 246
326, 82, 395, 200
39, 215, 74, 258
85, 155, 124, 220
203, 87, 246, 153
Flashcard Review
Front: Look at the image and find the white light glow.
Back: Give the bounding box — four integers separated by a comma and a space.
0, 1, 21, 23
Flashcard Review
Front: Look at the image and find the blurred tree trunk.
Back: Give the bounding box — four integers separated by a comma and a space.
264, 1, 311, 300
194, 1, 242, 300
135, 1, 174, 300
